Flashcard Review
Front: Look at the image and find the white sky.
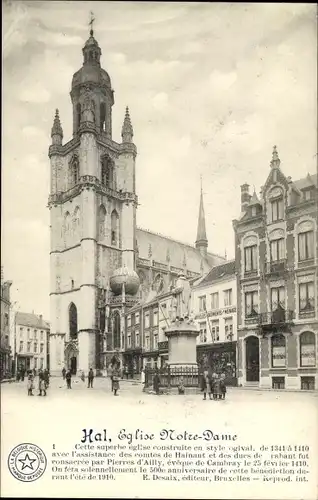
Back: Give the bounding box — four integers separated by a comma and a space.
2, 1, 317, 320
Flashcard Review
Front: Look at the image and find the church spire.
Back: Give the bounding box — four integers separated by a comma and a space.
51, 109, 63, 145
195, 178, 208, 258
121, 106, 134, 143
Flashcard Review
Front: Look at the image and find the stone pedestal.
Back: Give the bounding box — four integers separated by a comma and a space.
165, 320, 199, 368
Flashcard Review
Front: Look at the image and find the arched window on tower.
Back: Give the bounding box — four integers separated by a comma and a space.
100, 103, 106, 132
64, 211, 71, 247
73, 206, 81, 241
111, 210, 119, 246
113, 311, 121, 349
69, 157, 79, 188
76, 103, 81, 131
98, 205, 107, 241
101, 156, 114, 189
69, 303, 78, 339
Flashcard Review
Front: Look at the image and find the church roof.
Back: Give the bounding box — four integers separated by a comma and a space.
136, 227, 225, 275
16, 312, 50, 330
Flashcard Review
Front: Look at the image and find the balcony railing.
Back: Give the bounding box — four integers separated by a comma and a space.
258, 308, 294, 326
265, 259, 288, 274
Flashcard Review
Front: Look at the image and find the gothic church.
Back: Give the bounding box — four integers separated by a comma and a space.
48, 28, 225, 374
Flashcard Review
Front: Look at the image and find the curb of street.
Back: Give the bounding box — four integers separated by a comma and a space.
0, 378, 16, 384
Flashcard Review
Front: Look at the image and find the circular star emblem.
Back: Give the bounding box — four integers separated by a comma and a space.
8, 443, 47, 482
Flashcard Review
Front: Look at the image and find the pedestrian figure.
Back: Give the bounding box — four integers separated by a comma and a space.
178, 377, 185, 395
108, 364, 114, 392
66, 369, 72, 389
112, 365, 120, 396
213, 374, 222, 400
153, 369, 161, 395
220, 373, 227, 400
81, 370, 85, 382
124, 365, 129, 380
21, 369, 25, 382
27, 371, 34, 396
88, 368, 94, 388
44, 369, 50, 389
201, 369, 212, 400
62, 367, 66, 380
141, 368, 146, 392
38, 376, 47, 396
17, 370, 21, 382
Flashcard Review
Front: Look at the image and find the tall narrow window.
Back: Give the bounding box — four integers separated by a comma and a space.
199, 296, 206, 312
210, 292, 219, 310
98, 205, 106, 240
300, 332, 316, 367
271, 287, 285, 311
69, 302, 78, 339
298, 231, 314, 261
271, 334, 286, 367
271, 198, 284, 222
270, 238, 285, 262
224, 289, 232, 307
299, 282, 315, 313
100, 103, 106, 132
244, 245, 257, 272
76, 103, 81, 130
113, 312, 121, 349
111, 210, 119, 246
101, 157, 114, 189
245, 291, 259, 318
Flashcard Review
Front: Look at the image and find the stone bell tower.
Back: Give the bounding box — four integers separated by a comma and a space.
48, 21, 139, 375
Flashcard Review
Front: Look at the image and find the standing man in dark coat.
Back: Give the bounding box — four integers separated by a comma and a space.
66, 369, 72, 389
153, 369, 161, 395
87, 368, 94, 388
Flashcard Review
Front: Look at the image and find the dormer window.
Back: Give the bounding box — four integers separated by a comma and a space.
303, 189, 312, 201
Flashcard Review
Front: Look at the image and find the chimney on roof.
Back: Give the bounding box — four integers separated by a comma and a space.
39, 314, 43, 323
240, 183, 251, 212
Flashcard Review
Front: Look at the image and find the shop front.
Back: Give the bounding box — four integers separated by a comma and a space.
123, 347, 142, 378
196, 341, 237, 386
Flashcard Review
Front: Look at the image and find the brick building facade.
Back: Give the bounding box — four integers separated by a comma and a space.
233, 147, 318, 390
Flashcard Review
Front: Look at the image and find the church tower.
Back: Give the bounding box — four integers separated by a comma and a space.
48, 21, 138, 375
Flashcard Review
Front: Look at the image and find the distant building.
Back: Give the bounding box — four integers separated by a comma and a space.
192, 260, 237, 382
233, 146, 318, 390
15, 313, 50, 372
0, 268, 12, 379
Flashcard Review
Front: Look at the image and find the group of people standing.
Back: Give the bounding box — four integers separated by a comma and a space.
61, 367, 95, 389
200, 370, 227, 400
27, 368, 50, 397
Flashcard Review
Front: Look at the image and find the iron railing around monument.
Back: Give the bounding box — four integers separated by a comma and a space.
145, 365, 199, 389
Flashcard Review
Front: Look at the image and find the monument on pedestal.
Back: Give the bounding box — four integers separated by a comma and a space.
165, 274, 199, 372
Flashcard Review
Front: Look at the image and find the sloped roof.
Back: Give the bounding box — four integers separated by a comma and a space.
294, 173, 317, 191
136, 227, 225, 275
196, 259, 236, 287
16, 312, 50, 330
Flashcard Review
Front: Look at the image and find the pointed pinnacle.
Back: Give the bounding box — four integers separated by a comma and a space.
51, 108, 63, 137
270, 144, 280, 168
121, 105, 133, 141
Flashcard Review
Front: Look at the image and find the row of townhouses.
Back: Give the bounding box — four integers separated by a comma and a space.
117, 149, 317, 391
0, 267, 50, 378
